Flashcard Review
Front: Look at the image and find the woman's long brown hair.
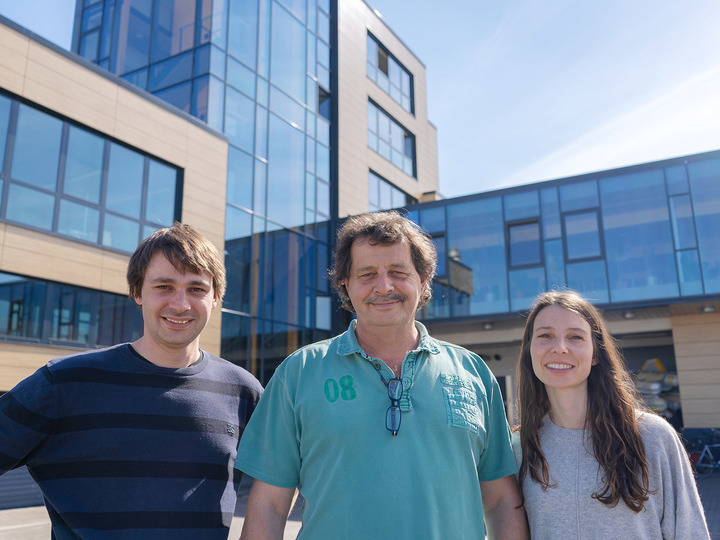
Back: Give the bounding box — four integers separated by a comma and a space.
515, 290, 651, 512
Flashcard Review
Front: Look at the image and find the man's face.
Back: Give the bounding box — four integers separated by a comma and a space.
134, 252, 217, 354
343, 239, 425, 333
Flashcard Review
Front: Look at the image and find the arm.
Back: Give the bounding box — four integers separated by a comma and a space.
480, 475, 529, 540
240, 479, 297, 540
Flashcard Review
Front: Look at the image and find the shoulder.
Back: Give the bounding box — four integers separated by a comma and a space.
46, 344, 129, 372
203, 353, 264, 394
637, 411, 683, 449
428, 337, 495, 377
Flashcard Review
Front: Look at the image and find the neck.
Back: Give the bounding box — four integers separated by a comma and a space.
546, 387, 589, 429
132, 336, 200, 369
354, 320, 420, 375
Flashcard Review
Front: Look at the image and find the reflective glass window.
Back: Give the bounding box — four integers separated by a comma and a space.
64, 126, 104, 203
192, 75, 225, 131
316, 142, 329, 181
80, 31, 100, 61
316, 295, 331, 331
58, 199, 100, 243
254, 104, 268, 159
106, 143, 144, 218
146, 160, 177, 225
270, 87, 305, 129
367, 102, 416, 177
366, 33, 413, 114
600, 170, 678, 302
112, 0, 152, 73
12, 105, 62, 191
224, 207, 253, 314
665, 164, 689, 195
82, 2, 103, 30
267, 115, 304, 228
688, 158, 720, 293
545, 239, 565, 289
6, 184, 54, 230
270, 4, 306, 102
434, 236, 447, 277
420, 206, 445, 234
446, 198, 507, 315
565, 211, 601, 260
227, 147, 254, 210
225, 87, 255, 152
540, 187, 561, 239
566, 260, 609, 303
254, 159, 267, 216
122, 68, 149, 89
305, 172, 316, 212
0, 95, 12, 170
103, 213, 141, 252
504, 190, 539, 221
227, 56, 256, 97
0, 274, 47, 339
151, 0, 196, 62
148, 50, 193, 91
317, 180, 330, 218
509, 222, 541, 266
154, 81, 192, 112
669, 195, 697, 250
100, 0, 116, 59
560, 179, 598, 212
509, 267, 546, 312
317, 8, 329, 43
676, 250, 703, 297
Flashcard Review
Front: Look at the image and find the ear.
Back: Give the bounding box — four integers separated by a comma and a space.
133, 294, 142, 307
592, 357, 598, 366
212, 295, 218, 309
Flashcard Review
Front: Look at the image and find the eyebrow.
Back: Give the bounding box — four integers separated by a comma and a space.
148, 276, 211, 287
534, 326, 588, 332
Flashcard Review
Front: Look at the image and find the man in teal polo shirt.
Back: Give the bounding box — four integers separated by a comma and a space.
235, 211, 528, 539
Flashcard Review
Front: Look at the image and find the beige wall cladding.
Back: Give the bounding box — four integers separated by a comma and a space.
337, 0, 439, 218
0, 344, 76, 392
672, 312, 720, 428
0, 20, 229, 366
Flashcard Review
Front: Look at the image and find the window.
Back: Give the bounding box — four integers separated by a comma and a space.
367, 34, 414, 114
368, 171, 415, 212
367, 102, 415, 177
0, 272, 142, 347
564, 211, 601, 260
508, 222, 541, 267
0, 96, 180, 253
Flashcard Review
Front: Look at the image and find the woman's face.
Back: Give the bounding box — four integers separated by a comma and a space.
530, 305, 596, 394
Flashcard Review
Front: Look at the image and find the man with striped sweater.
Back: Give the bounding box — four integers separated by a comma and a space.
0, 222, 263, 538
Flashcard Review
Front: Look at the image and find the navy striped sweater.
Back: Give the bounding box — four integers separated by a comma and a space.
0, 344, 263, 539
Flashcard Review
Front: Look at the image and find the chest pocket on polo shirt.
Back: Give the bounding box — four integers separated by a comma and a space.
440, 374, 481, 433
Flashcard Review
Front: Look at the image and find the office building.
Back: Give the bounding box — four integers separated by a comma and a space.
1, 0, 718, 436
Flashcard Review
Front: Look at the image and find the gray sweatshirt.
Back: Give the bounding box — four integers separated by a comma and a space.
512, 412, 709, 539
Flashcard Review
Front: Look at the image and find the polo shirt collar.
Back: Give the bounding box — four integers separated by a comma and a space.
337, 319, 441, 357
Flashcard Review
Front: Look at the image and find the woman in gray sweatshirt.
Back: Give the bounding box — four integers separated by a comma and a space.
513, 290, 709, 539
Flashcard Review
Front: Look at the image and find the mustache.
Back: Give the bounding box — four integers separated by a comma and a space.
364, 293, 407, 305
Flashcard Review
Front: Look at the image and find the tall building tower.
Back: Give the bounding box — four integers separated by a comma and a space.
71, 0, 439, 381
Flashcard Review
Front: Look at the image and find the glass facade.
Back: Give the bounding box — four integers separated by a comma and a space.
0, 271, 142, 348
74, 0, 335, 382
368, 170, 415, 212
0, 92, 179, 252
414, 151, 720, 320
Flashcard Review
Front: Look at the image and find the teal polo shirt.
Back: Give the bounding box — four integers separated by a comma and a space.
235, 321, 517, 539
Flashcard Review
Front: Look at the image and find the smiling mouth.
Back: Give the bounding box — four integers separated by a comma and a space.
546, 363, 573, 370
164, 317, 191, 325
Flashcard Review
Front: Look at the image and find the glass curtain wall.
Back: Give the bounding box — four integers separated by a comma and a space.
74, 0, 336, 382
413, 151, 720, 321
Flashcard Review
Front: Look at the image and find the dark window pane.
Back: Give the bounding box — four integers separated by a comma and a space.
0, 274, 47, 340
58, 199, 100, 242
7, 184, 54, 230
509, 222, 541, 266
82, 2, 103, 30
64, 126, 104, 203
12, 105, 62, 191
146, 160, 177, 225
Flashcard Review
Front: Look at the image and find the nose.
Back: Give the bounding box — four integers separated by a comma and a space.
373, 272, 394, 294
552, 337, 569, 354
168, 289, 191, 311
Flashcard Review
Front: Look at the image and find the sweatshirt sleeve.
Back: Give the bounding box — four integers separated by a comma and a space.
0, 366, 57, 473
642, 414, 710, 539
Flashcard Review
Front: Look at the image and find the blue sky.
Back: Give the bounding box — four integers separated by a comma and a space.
2, 0, 719, 198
